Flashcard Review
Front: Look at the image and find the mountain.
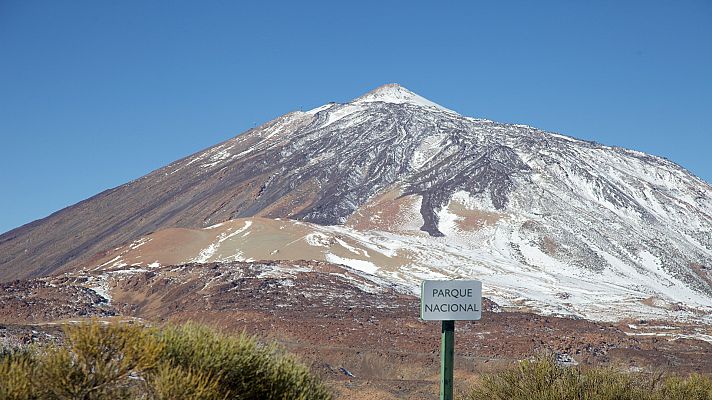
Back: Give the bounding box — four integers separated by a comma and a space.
1, 84, 711, 323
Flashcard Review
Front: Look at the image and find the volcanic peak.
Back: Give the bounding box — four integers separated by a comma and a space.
352, 83, 456, 113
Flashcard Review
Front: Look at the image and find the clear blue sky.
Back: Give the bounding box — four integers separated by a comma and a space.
1, 1, 710, 234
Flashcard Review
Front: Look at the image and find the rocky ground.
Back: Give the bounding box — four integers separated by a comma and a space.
1, 260, 711, 399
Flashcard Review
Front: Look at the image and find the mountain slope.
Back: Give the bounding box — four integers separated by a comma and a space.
1, 84, 710, 323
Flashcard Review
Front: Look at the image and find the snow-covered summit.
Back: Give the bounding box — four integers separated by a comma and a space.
352, 83, 456, 113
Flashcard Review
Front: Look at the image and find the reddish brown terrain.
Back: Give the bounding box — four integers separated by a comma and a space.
1, 260, 711, 399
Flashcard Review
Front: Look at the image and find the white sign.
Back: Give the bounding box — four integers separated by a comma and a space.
420, 280, 482, 321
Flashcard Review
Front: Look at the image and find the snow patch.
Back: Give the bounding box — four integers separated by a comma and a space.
305, 232, 331, 247
335, 238, 367, 256
306, 103, 336, 115
325, 254, 379, 274
437, 203, 460, 235
321, 104, 363, 126
411, 132, 446, 169
192, 243, 218, 264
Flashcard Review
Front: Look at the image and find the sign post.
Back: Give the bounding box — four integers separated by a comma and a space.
421, 280, 482, 400
441, 320, 454, 400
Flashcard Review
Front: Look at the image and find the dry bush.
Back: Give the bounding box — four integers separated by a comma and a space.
38, 321, 163, 399
466, 355, 712, 400
0, 349, 36, 400
0, 321, 331, 400
146, 362, 222, 400
159, 322, 331, 400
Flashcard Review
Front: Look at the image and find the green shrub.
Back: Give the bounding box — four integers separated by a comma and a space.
659, 373, 712, 400
0, 349, 36, 400
0, 321, 331, 400
38, 321, 163, 399
146, 362, 222, 400
466, 355, 712, 400
159, 322, 331, 400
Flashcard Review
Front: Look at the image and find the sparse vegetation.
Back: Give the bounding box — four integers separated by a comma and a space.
0, 321, 331, 400
466, 355, 712, 400
159, 322, 331, 400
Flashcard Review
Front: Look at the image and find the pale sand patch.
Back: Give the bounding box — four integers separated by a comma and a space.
346, 187, 423, 233
447, 201, 505, 232
86, 218, 413, 274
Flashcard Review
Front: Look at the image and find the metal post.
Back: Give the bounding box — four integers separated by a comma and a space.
440, 320, 455, 400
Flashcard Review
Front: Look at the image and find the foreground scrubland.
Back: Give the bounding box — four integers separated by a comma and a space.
0, 321, 331, 400
2, 320, 712, 400
467, 356, 712, 400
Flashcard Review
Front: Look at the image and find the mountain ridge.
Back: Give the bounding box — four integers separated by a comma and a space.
1, 85, 710, 324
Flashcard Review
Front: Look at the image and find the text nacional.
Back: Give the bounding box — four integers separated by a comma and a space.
420, 280, 482, 321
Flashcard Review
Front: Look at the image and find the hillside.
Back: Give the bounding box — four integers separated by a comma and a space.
1, 84, 710, 323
